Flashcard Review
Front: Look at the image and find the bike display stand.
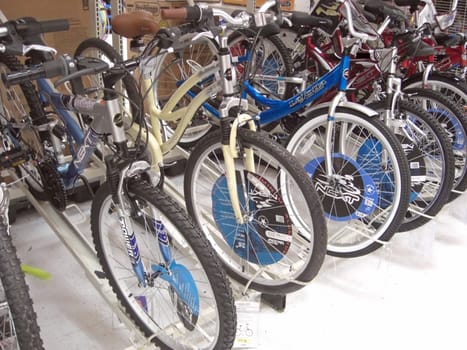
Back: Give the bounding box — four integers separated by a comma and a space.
261, 294, 287, 312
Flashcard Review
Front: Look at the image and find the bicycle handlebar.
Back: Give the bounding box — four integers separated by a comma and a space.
14, 19, 69, 36
160, 7, 203, 21
1, 55, 114, 88
161, 4, 276, 28
0, 17, 69, 56
341, 1, 378, 42
2, 55, 70, 87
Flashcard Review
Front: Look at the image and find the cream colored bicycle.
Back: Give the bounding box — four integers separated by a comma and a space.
74, 1, 327, 294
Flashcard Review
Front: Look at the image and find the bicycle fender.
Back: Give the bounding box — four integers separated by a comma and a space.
301, 101, 379, 118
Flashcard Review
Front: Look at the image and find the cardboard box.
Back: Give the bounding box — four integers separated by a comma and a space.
1, 0, 94, 56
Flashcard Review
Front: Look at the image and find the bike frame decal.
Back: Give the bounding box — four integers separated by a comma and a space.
119, 215, 145, 284
62, 127, 99, 187
155, 219, 172, 264
245, 56, 348, 125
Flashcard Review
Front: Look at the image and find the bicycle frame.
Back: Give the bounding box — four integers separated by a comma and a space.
127, 55, 254, 223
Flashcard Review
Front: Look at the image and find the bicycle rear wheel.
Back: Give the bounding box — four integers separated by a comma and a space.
91, 180, 236, 350
286, 107, 411, 257
184, 128, 327, 294
151, 37, 218, 148
403, 72, 467, 111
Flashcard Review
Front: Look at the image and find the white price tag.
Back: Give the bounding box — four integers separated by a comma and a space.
234, 297, 260, 348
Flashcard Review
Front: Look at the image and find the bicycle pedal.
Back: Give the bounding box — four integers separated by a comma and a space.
163, 158, 187, 177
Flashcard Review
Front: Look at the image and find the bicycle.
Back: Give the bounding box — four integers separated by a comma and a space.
74, 3, 329, 294
0, 17, 237, 349
152, 0, 411, 258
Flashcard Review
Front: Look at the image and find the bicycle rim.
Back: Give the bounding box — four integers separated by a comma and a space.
370, 101, 454, 230
92, 182, 231, 350
287, 108, 410, 257
404, 88, 467, 194
185, 129, 327, 293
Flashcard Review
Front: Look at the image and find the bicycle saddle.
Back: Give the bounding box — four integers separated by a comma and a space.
398, 34, 436, 57
434, 32, 466, 47
393, 0, 420, 7
364, 0, 407, 23
112, 10, 160, 39
285, 11, 334, 32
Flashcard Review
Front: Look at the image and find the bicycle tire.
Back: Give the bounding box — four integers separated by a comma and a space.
286, 106, 411, 257
403, 71, 467, 111
184, 128, 327, 294
91, 180, 236, 350
403, 88, 467, 201
0, 222, 44, 349
368, 100, 455, 231
0, 54, 49, 200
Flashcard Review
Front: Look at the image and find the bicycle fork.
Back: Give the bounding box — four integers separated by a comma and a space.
217, 34, 257, 224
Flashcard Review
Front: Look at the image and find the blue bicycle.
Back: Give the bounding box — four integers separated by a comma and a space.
154, 1, 411, 258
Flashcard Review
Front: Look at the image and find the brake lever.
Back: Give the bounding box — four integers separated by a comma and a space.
23, 44, 57, 55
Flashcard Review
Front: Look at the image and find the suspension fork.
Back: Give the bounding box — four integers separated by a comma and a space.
107, 159, 159, 287
325, 90, 345, 177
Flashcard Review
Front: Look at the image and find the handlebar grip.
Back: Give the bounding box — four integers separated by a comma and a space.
2, 56, 68, 87
161, 6, 201, 21
161, 8, 187, 20
16, 19, 70, 36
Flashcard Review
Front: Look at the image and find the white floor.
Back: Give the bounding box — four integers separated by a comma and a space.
10, 186, 467, 350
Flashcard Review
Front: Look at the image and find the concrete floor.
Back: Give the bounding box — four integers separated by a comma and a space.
10, 187, 467, 350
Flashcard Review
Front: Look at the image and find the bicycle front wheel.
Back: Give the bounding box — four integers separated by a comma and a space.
403, 88, 467, 201
0, 222, 44, 349
287, 107, 411, 257
368, 100, 455, 232
91, 180, 236, 350
184, 128, 327, 294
